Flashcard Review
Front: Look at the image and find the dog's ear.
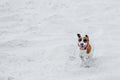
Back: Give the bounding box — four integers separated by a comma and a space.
85, 35, 89, 38
77, 34, 81, 38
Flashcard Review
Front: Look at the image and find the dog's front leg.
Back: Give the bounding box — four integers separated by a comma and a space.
80, 55, 85, 61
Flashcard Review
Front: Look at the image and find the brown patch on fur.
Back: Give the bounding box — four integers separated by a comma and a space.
84, 35, 91, 54
86, 44, 91, 54
78, 38, 82, 42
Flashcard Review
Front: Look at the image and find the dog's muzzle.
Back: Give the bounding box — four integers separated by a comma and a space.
78, 43, 86, 50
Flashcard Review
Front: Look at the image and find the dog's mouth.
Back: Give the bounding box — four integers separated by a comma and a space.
80, 45, 86, 50
78, 44, 87, 50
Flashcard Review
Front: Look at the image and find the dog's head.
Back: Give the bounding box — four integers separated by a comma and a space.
77, 34, 89, 50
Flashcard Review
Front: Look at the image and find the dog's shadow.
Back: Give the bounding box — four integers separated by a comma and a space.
81, 56, 102, 68
68, 55, 100, 68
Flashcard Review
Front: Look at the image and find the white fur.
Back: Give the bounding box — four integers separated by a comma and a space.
79, 47, 93, 67
79, 50, 92, 61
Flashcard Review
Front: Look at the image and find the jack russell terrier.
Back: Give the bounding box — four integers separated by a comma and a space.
77, 34, 93, 66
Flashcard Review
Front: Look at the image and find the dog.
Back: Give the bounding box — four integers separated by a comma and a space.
77, 34, 92, 66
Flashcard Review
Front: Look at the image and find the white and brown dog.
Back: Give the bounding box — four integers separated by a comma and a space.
77, 34, 92, 65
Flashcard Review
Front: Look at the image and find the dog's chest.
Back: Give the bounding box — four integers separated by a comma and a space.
79, 50, 88, 57
79, 49, 92, 58
80, 50, 86, 54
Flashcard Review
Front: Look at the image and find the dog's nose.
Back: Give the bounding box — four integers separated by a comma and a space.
80, 43, 84, 46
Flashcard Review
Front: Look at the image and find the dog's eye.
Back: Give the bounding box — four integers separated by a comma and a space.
78, 38, 82, 42
83, 39, 87, 43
